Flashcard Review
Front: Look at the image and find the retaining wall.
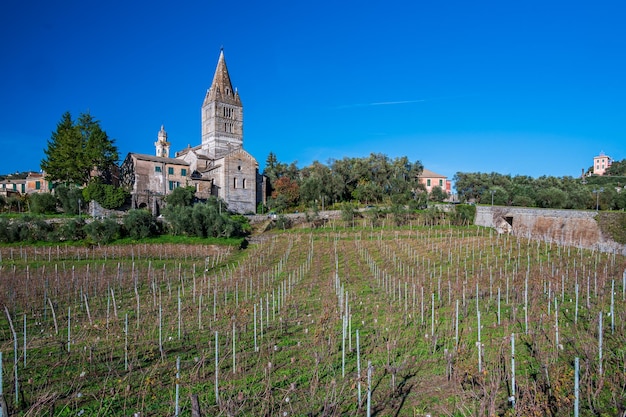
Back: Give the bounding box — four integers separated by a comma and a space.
475, 206, 625, 255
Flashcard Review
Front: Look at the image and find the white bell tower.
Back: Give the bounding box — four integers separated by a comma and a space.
155, 125, 171, 158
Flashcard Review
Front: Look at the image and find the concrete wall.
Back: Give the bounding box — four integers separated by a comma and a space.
475, 206, 626, 255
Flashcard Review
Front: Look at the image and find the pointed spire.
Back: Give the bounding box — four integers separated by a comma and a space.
158, 124, 168, 141
204, 49, 241, 105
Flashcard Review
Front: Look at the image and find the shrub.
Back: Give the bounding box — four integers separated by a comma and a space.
29, 192, 58, 214
341, 202, 356, 222
123, 209, 159, 239
56, 218, 87, 241
275, 214, 292, 230
0, 219, 13, 242
29, 217, 55, 241
84, 218, 121, 243
163, 197, 248, 238
597, 212, 626, 244
390, 204, 410, 226
452, 204, 476, 226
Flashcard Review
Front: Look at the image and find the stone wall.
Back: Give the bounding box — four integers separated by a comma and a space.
475, 206, 626, 255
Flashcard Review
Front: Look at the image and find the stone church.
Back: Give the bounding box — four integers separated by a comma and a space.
120, 50, 265, 214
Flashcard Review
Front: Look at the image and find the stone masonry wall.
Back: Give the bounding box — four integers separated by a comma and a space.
475, 206, 626, 255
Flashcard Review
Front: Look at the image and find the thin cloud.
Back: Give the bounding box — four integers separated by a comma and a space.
334, 94, 478, 109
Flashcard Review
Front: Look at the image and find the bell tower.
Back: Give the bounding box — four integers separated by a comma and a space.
155, 125, 170, 158
201, 49, 243, 157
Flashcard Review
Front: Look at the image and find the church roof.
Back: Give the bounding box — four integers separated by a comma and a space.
203, 49, 241, 106
128, 153, 189, 165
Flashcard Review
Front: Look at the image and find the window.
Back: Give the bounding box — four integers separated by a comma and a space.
439, 179, 443, 186
427, 179, 431, 187
169, 181, 175, 191
168, 167, 174, 175
242, 178, 247, 189
233, 178, 237, 188
181, 168, 187, 176
35, 181, 41, 190
155, 166, 162, 172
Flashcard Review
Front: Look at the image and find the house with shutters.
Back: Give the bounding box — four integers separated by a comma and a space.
0, 172, 50, 197
120, 50, 265, 214
418, 168, 451, 195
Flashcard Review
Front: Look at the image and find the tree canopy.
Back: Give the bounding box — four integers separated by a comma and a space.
453, 171, 626, 210
262, 152, 424, 211
41, 112, 119, 186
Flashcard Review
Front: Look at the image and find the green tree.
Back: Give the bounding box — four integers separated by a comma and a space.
55, 184, 84, 215
82, 181, 129, 209
165, 186, 196, 207
536, 187, 568, 208
123, 209, 159, 239
430, 185, 449, 203
41, 112, 118, 186
605, 159, 626, 176
29, 193, 58, 214
84, 218, 120, 243
80, 113, 119, 183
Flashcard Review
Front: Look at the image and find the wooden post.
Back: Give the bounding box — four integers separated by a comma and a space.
190, 393, 202, 417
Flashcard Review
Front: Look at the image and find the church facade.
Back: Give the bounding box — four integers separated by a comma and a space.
120, 50, 265, 214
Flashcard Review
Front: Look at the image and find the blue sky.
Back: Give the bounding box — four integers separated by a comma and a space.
1, 0, 624, 185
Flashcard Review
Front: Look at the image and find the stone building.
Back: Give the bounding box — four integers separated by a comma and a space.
120, 50, 265, 214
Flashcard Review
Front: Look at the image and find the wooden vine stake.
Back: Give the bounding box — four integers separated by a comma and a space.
175, 356, 180, 417
0, 351, 8, 417
574, 357, 579, 417
366, 361, 372, 417
510, 333, 515, 408
356, 329, 361, 407
48, 298, 58, 335
23, 314, 26, 368
3, 307, 18, 406
215, 331, 219, 404
67, 307, 71, 353
598, 312, 603, 376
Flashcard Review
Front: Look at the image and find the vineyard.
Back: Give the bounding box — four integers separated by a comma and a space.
0, 224, 625, 416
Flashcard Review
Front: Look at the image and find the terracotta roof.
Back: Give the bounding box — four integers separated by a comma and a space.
129, 153, 189, 165
419, 168, 447, 178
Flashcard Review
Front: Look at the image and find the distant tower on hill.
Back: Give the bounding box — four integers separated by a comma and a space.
154, 125, 170, 158
201, 49, 243, 158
